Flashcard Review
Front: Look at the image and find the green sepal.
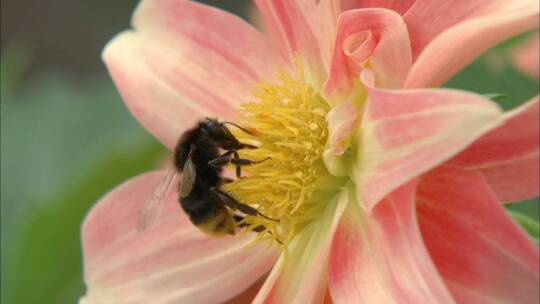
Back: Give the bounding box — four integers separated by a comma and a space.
509, 210, 540, 245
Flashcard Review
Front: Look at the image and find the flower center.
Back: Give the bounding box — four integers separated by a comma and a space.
224, 68, 343, 246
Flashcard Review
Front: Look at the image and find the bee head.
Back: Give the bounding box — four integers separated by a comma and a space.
201, 118, 239, 148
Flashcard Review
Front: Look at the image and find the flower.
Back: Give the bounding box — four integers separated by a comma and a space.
81, 0, 540, 303
510, 33, 539, 79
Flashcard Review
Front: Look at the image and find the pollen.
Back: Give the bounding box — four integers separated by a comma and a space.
224, 67, 342, 247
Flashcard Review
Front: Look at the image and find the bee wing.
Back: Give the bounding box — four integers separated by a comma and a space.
180, 154, 197, 199
137, 168, 178, 232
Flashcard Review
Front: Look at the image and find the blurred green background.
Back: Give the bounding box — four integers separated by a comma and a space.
1, 1, 538, 303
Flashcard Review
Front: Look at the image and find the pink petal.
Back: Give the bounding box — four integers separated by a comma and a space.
253, 190, 349, 304
333, 0, 415, 15
449, 97, 539, 203
356, 70, 504, 210
417, 166, 539, 304
81, 172, 277, 303
404, 1, 539, 88
510, 34, 540, 79
103, 0, 284, 149
255, 0, 327, 83
328, 180, 454, 303
325, 8, 412, 94
327, 101, 360, 155
405, 0, 538, 57
224, 276, 267, 304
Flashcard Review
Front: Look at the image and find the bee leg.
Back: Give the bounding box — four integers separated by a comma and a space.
236, 143, 258, 149
231, 156, 271, 167
210, 188, 257, 216
233, 215, 265, 232
234, 151, 241, 178
211, 188, 279, 222
233, 215, 283, 244
230, 150, 261, 178
209, 150, 244, 178
208, 155, 271, 168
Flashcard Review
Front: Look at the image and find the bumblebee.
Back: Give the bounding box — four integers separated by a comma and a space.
138, 118, 272, 235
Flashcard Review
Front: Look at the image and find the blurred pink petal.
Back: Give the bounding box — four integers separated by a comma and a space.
356, 71, 503, 210
417, 166, 540, 303
328, 180, 454, 303
405, 1, 539, 87
81, 172, 277, 303
326, 8, 412, 94
103, 0, 284, 149
403, 1, 538, 57
253, 190, 349, 304
510, 34, 540, 79
449, 97, 539, 203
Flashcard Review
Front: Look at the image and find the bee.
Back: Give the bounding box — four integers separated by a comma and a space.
137, 118, 273, 235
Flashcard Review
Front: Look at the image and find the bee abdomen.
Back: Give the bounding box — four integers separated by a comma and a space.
180, 193, 235, 236
197, 206, 235, 236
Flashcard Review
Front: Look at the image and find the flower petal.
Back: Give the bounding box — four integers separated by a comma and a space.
331, 0, 415, 16
327, 101, 360, 155
103, 0, 284, 148
224, 276, 267, 304
81, 172, 277, 304
356, 70, 504, 210
255, 0, 327, 83
253, 189, 349, 304
325, 8, 412, 94
449, 97, 539, 203
510, 33, 540, 79
417, 166, 539, 303
404, 1, 539, 88
328, 180, 454, 303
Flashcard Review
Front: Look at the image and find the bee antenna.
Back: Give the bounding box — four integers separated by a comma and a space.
221, 121, 254, 135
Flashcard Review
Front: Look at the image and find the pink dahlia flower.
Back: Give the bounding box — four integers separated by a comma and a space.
81, 0, 540, 303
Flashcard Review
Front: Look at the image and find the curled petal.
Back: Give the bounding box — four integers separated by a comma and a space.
449, 97, 539, 203
103, 0, 284, 148
328, 180, 454, 303
81, 172, 277, 304
356, 70, 504, 210
254, 189, 348, 304
417, 166, 539, 303
325, 8, 412, 94
405, 1, 539, 88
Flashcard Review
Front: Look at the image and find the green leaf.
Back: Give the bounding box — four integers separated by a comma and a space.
509, 210, 540, 244
2, 138, 166, 304
1, 70, 167, 304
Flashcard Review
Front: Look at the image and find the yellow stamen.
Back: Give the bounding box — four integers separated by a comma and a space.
224, 65, 344, 246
